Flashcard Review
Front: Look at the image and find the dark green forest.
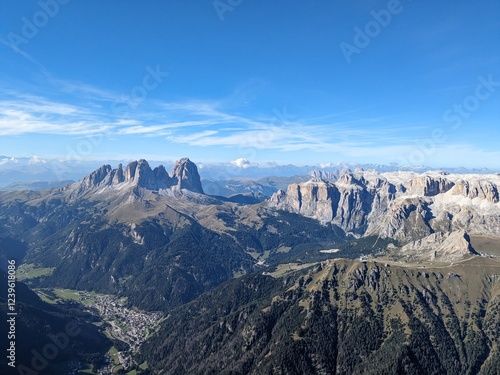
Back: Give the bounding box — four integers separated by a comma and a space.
141, 263, 499, 375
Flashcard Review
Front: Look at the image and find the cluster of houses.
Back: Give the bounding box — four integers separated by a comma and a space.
89, 295, 162, 373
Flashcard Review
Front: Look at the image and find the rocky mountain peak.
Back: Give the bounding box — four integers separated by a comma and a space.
71, 157, 204, 195
80, 164, 113, 189
338, 173, 362, 186
451, 179, 499, 203
408, 175, 454, 196
121, 159, 171, 190
269, 170, 500, 248
171, 157, 204, 194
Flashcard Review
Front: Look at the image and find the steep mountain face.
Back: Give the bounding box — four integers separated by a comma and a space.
452, 179, 499, 203
399, 230, 479, 262
68, 158, 203, 197
269, 171, 500, 251
269, 173, 400, 234
141, 258, 500, 375
171, 157, 204, 193
408, 175, 455, 196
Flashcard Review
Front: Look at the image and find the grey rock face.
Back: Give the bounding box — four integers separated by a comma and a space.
270, 172, 398, 234
408, 175, 455, 196
451, 179, 499, 203
112, 163, 125, 184
400, 230, 478, 262
80, 164, 112, 190
171, 158, 204, 194
268, 170, 500, 243
71, 158, 203, 195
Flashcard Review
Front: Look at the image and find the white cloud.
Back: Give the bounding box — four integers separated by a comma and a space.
117, 125, 172, 135
28, 155, 48, 164
115, 119, 141, 126
1, 78, 497, 169
230, 158, 252, 168
50, 79, 127, 103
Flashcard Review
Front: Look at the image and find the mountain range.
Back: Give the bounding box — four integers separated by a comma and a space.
2, 155, 498, 193
269, 170, 500, 262
0, 158, 498, 374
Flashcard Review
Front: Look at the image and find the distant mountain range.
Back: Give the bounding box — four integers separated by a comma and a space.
0, 157, 498, 374
0, 158, 343, 312
1, 158, 498, 308
1, 155, 498, 192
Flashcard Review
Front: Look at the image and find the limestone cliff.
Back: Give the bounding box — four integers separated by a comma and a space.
268, 170, 500, 245
399, 230, 478, 262
69, 158, 203, 196
170, 157, 204, 194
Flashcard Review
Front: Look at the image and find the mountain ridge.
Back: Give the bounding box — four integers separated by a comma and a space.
141, 257, 500, 375
1, 154, 499, 189
269, 170, 500, 240
71, 157, 204, 196
0, 157, 499, 374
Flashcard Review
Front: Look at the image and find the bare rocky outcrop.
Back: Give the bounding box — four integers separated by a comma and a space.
69, 158, 203, 196
268, 170, 500, 247
368, 197, 434, 242
270, 177, 372, 232
123, 160, 171, 190
400, 230, 478, 262
269, 172, 398, 234
79, 164, 113, 190
276, 180, 336, 223
451, 179, 499, 203
170, 157, 204, 194
408, 175, 454, 196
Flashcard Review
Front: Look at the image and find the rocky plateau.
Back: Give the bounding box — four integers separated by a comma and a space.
269, 170, 500, 262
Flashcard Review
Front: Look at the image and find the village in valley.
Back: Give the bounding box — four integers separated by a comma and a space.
35, 288, 162, 374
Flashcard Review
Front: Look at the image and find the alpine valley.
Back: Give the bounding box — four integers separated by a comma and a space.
0, 158, 499, 374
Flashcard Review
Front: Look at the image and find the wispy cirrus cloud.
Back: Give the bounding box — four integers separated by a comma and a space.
46, 77, 129, 104
0, 87, 423, 150
0, 94, 111, 136
0, 79, 440, 162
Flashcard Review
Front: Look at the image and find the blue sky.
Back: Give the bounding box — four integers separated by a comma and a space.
0, 0, 499, 168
